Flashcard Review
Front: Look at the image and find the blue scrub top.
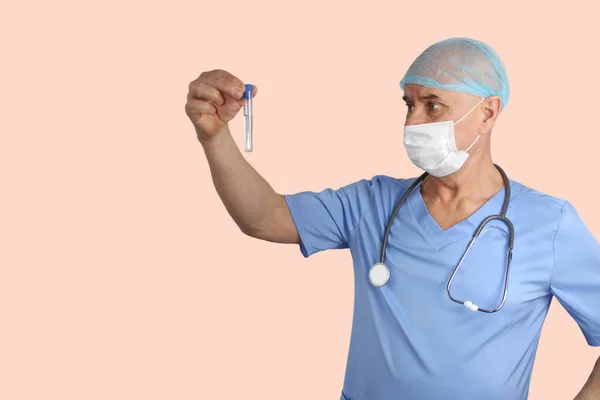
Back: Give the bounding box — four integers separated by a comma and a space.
284, 175, 600, 400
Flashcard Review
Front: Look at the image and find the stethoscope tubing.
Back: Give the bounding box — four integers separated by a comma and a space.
375, 164, 514, 313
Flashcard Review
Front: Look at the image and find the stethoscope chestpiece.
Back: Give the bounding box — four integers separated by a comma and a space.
368, 164, 513, 312
369, 262, 390, 287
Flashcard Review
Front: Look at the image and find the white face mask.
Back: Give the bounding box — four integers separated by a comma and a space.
403, 97, 485, 177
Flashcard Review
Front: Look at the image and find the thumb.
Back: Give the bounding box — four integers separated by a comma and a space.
234, 84, 258, 107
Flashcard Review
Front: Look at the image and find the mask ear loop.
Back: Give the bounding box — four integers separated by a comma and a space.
454, 97, 486, 125
455, 97, 486, 153
465, 134, 481, 152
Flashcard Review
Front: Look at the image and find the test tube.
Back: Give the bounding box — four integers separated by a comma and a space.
242, 84, 253, 152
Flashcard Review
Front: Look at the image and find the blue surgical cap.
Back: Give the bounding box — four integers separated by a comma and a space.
399, 37, 510, 111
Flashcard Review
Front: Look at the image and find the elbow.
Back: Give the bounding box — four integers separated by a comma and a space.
238, 218, 267, 239
237, 221, 256, 238
238, 217, 274, 242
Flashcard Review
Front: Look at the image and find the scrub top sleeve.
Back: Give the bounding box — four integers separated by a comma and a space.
283, 177, 377, 258
550, 201, 600, 346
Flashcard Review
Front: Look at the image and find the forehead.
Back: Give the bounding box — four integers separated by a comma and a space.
402, 84, 478, 104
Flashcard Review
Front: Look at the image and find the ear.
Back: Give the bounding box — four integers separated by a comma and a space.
480, 96, 501, 133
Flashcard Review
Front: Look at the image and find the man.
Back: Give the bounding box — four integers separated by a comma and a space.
185, 37, 600, 399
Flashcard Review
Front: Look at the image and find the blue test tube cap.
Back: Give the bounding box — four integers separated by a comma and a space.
242, 84, 253, 99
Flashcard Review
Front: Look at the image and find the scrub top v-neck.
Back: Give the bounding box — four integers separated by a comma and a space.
407, 178, 508, 250
283, 174, 600, 400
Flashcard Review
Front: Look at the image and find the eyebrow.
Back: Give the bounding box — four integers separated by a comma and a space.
402, 93, 442, 102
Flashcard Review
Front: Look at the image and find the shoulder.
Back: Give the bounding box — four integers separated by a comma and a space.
335, 174, 416, 196
356, 174, 418, 202
508, 179, 568, 225
509, 180, 565, 207
367, 174, 419, 192
510, 179, 566, 208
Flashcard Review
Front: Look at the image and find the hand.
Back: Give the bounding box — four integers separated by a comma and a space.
185, 69, 257, 144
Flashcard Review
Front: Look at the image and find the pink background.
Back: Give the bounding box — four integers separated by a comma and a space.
2, 0, 599, 399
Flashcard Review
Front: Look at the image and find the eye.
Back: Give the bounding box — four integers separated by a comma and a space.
405, 104, 414, 112
428, 102, 440, 111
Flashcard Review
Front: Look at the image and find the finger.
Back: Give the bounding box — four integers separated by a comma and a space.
187, 99, 216, 114
241, 84, 258, 98
189, 82, 225, 106
231, 85, 258, 107
199, 69, 246, 100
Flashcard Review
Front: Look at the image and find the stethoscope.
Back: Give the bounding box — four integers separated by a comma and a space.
368, 164, 514, 313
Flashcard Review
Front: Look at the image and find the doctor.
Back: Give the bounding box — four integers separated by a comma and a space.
185, 37, 600, 399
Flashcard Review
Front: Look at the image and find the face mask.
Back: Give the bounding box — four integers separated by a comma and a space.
403, 97, 485, 177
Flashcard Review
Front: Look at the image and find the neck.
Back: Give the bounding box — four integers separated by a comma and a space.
421, 149, 503, 203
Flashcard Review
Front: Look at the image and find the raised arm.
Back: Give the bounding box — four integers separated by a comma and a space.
185, 69, 299, 244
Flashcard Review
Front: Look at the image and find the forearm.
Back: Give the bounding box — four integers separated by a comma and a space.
200, 126, 280, 234
575, 355, 600, 400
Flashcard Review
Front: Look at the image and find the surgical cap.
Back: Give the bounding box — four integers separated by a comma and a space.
399, 37, 510, 111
